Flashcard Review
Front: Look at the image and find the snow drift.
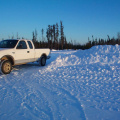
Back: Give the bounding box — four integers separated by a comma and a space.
0, 45, 120, 120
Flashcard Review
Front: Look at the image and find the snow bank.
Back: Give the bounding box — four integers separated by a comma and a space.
0, 45, 120, 120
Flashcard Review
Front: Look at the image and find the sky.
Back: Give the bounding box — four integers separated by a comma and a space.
0, 0, 120, 44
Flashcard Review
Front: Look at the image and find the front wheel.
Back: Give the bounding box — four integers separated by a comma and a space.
41, 56, 46, 66
0, 60, 12, 74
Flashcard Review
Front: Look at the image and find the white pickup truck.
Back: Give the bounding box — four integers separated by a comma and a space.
0, 39, 51, 74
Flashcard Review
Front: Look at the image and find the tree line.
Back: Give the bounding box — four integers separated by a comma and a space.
1, 21, 120, 50
32, 21, 120, 50
84, 33, 120, 49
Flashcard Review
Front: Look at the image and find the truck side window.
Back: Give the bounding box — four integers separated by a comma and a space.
27, 41, 33, 49
17, 41, 27, 49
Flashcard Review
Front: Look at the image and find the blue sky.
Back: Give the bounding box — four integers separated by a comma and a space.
0, 0, 120, 44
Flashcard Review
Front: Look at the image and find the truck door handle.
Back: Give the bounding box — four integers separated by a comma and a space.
27, 51, 30, 53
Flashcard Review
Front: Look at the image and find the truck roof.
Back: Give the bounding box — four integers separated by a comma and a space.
2, 39, 31, 41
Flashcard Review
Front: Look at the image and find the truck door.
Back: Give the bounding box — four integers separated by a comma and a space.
15, 40, 31, 64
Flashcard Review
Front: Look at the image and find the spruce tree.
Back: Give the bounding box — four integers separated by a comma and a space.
60, 21, 64, 49
55, 23, 59, 49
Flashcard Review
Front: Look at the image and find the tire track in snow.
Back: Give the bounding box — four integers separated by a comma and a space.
21, 90, 54, 120
35, 83, 86, 120
19, 81, 54, 120
57, 87, 86, 120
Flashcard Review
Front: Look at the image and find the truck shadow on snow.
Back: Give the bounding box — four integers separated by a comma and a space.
11, 58, 53, 73
12, 62, 48, 71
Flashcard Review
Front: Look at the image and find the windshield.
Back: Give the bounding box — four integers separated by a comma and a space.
0, 40, 18, 48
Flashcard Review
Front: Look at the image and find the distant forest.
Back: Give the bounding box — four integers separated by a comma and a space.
33, 21, 120, 50
2, 21, 120, 50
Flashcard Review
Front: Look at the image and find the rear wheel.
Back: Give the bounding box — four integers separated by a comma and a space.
0, 60, 12, 74
41, 56, 46, 66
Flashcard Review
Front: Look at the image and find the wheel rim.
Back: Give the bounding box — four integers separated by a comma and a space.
3, 62, 11, 73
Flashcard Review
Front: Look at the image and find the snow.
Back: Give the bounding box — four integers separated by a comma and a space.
0, 45, 120, 120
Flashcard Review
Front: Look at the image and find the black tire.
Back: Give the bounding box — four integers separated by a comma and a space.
0, 60, 12, 74
41, 56, 46, 66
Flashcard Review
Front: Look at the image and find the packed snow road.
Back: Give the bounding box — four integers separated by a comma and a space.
0, 45, 120, 120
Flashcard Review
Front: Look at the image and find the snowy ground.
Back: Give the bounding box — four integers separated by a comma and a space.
0, 45, 120, 120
